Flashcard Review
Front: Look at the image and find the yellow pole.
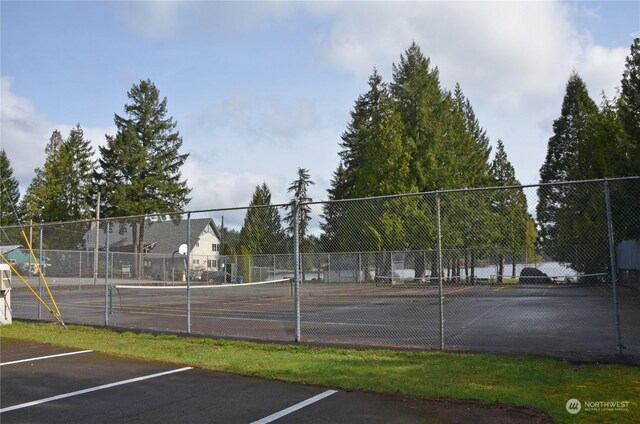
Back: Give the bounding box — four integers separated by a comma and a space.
21, 230, 63, 320
0, 253, 62, 323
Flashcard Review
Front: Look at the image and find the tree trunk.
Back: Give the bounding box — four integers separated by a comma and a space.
131, 222, 139, 279
138, 219, 146, 279
464, 251, 469, 283
497, 254, 505, 284
470, 251, 476, 285
414, 251, 426, 281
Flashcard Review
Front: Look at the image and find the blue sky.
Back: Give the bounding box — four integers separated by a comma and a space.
2, 1, 638, 211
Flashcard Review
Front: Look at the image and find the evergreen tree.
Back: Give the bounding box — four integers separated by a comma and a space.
0, 150, 21, 227
284, 168, 314, 240
325, 69, 420, 277
339, 69, 415, 198
20, 130, 65, 223
320, 163, 348, 252
21, 127, 96, 223
63, 125, 96, 220
536, 73, 598, 248
489, 140, 530, 281
96, 79, 191, 276
284, 168, 314, 281
390, 45, 494, 279
239, 183, 285, 255
452, 84, 492, 187
390, 42, 445, 191
619, 37, 640, 174
19, 127, 96, 249
329, 69, 417, 257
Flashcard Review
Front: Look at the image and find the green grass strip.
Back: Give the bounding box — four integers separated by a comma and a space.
2, 322, 639, 423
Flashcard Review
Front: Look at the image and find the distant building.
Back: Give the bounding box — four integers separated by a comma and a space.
0, 245, 48, 276
84, 218, 223, 281
617, 238, 640, 288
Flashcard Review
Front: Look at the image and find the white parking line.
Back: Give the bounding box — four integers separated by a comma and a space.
0, 367, 193, 413
250, 390, 338, 424
0, 350, 94, 366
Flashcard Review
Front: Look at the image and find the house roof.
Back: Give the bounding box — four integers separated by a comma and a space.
0, 245, 33, 264
0, 245, 21, 255
85, 218, 220, 254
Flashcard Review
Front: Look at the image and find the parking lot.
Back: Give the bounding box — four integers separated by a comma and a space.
1, 338, 449, 423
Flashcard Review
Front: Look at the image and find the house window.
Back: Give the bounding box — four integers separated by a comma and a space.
193, 259, 200, 265
207, 259, 217, 268
212, 244, 219, 252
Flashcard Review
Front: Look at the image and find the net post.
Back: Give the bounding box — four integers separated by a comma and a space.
293, 199, 301, 342
604, 180, 623, 355
436, 191, 444, 351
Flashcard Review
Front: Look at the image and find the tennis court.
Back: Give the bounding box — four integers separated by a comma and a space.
9, 278, 640, 357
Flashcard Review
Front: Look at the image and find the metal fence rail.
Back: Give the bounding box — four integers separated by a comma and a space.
2, 177, 639, 358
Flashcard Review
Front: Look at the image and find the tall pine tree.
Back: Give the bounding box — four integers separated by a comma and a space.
21, 126, 96, 223
239, 183, 285, 255
0, 150, 21, 227
611, 38, 640, 247
284, 168, 314, 281
326, 69, 417, 256
284, 168, 314, 245
390, 42, 446, 192
619, 37, 640, 174
537, 73, 598, 248
96, 79, 190, 276
489, 140, 531, 281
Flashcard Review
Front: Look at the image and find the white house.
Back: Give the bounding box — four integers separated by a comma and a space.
85, 218, 224, 281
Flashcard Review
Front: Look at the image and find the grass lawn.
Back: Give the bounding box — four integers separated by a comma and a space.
2, 321, 639, 423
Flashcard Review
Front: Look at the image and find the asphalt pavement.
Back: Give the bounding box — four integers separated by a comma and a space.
1, 338, 438, 424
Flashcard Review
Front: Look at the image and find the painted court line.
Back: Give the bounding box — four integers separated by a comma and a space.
250, 389, 338, 424
0, 367, 193, 413
461, 299, 511, 328
0, 350, 94, 366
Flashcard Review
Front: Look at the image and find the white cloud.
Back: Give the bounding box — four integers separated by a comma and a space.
306, 1, 629, 185
190, 94, 325, 147
0, 77, 114, 194
309, 2, 625, 111
115, 1, 298, 40
1, 77, 52, 187
1, 77, 336, 214
580, 45, 627, 101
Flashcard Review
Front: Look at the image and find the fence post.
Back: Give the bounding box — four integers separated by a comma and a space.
38, 224, 43, 320
293, 200, 301, 342
93, 193, 100, 286
436, 191, 444, 351
29, 220, 33, 282
105, 221, 110, 326
604, 180, 623, 355
186, 213, 192, 334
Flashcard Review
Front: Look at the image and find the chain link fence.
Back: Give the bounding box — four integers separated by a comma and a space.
2, 178, 639, 358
